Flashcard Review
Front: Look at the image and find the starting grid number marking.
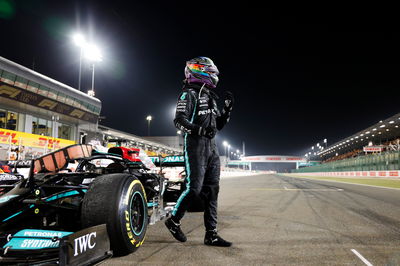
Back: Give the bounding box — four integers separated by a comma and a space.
351, 249, 374, 266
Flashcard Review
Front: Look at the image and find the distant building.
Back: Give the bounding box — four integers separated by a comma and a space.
0, 56, 100, 158
0, 56, 180, 159
230, 155, 307, 173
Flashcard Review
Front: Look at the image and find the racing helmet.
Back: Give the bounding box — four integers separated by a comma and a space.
185, 57, 219, 88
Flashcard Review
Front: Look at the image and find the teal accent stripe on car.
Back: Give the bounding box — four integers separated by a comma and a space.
44, 189, 87, 202
2, 204, 35, 222
2, 210, 23, 222
2, 190, 86, 222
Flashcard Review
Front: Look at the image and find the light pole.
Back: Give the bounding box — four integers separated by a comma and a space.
223, 141, 229, 168
311, 146, 315, 160
84, 44, 102, 97
72, 33, 85, 91
146, 115, 152, 136
223, 141, 228, 156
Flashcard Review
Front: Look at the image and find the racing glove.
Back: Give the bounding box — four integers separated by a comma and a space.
200, 126, 217, 139
216, 91, 234, 131
223, 91, 234, 111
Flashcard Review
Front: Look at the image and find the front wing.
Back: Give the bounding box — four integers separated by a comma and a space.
0, 224, 112, 265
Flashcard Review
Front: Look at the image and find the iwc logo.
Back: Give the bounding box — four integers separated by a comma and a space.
73, 232, 96, 256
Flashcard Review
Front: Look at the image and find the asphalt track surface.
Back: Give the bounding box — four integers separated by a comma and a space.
105, 174, 400, 265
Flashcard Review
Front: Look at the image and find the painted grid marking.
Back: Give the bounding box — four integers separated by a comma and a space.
351, 249, 373, 266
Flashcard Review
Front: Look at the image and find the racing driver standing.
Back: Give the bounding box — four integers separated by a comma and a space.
165, 57, 234, 247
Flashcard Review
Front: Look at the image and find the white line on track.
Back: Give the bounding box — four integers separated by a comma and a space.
283, 186, 288, 190
351, 249, 373, 266
251, 188, 343, 191
281, 174, 400, 190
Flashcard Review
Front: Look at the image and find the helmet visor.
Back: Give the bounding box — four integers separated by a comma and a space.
204, 64, 219, 76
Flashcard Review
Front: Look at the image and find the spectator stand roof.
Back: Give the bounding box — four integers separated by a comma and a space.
0, 56, 101, 110
318, 112, 400, 159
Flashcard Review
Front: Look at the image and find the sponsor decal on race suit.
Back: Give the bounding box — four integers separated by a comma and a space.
73, 232, 96, 256
198, 109, 211, 115
198, 109, 217, 116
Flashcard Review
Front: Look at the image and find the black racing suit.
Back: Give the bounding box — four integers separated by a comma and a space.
172, 83, 232, 231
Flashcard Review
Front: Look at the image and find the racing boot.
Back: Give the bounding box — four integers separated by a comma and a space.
204, 229, 232, 247
165, 217, 187, 242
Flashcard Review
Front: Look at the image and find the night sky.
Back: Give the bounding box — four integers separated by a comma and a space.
0, 1, 399, 156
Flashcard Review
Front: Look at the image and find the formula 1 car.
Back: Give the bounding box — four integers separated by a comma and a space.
0, 144, 185, 265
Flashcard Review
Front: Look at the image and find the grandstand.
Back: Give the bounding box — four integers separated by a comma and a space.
294, 112, 400, 173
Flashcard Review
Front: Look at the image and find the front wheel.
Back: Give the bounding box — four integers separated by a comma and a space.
81, 173, 148, 256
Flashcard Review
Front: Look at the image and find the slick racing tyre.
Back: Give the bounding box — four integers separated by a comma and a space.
81, 173, 148, 256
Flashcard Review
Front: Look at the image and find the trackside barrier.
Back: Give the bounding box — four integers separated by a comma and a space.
221, 170, 261, 178
290, 170, 400, 179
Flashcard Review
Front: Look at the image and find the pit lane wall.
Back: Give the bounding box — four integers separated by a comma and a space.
0, 127, 174, 161
220, 169, 270, 178
290, 170, 400, 179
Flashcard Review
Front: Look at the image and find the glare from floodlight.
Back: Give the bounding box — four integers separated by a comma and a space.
223, 141, 228, 147
73, 33, 86, 47
84, 44, 103, 62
